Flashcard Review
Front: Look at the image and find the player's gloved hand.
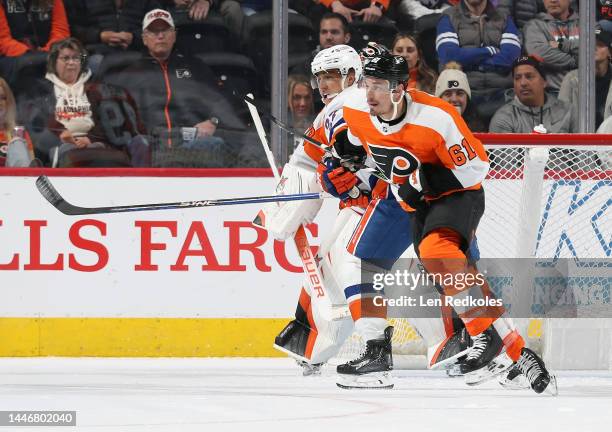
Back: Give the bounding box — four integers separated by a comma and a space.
317, 157, 359, 200
339, 190, 370, 209
397, 169, 427, 212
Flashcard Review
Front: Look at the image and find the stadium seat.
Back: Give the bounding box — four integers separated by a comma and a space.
173, 12, 237, 54
349, 20, 398, 51
242, 11, 316, 95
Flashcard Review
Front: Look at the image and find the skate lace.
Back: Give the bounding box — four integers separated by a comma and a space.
466, 333, 487, 361
516, 353, 543, 384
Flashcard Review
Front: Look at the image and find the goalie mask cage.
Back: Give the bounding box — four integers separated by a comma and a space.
333, 134, 612, 370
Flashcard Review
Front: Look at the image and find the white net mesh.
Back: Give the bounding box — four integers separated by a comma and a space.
334, 142, 612, 364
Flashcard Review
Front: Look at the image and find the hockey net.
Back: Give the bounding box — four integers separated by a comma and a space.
334, 135, 612, 369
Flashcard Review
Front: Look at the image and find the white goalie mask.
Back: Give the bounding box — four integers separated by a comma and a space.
311, 44, 363, 99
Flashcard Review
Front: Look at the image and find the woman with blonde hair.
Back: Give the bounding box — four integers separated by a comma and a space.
0, 78, 34, 166
391, 32, 437, 94
287, 74, 314, 140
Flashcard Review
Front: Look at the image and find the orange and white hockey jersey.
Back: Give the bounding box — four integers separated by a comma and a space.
333, 88, 490, 202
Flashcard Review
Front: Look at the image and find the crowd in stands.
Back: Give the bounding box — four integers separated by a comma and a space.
0, 0, 610, 168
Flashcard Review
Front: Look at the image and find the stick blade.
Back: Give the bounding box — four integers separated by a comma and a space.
35, 175, 79, 215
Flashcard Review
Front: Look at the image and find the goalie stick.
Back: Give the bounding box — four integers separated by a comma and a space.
243, 95, 396, 187
245, 94, 350, 321
35, 175, 326, 216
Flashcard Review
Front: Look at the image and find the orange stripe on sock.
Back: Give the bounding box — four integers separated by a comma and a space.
348, 300, 361, 322
464, 317, 494, 336
503, 330, 525, 362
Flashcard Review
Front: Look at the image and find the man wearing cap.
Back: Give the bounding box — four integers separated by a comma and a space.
435, 62, 487, 132
523, 0, 579, 93
489, 55, 576, 133
559, 27, 612, 130
106, 8, 245, 166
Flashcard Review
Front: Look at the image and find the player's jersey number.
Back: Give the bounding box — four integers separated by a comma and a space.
448, 138, 477, 166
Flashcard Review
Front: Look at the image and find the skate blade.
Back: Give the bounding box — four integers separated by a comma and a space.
498, 372, 530, 390
429, 347, 470, 370
336, 372, 394, 390
544, 374, 559, 397
445, 364, 464, 378
273, 343, 311, 364
465, 352, 514, 386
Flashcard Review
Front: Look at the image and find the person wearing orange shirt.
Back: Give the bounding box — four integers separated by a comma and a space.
0, 0, 70, 85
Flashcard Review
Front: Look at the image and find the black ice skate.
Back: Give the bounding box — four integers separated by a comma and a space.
514, 347, 558, 395
273, 319, 312, 363
428, 327, 471, 371
336, 326, 394, 389
460, 326, 513, 386
498, 365, 530, 390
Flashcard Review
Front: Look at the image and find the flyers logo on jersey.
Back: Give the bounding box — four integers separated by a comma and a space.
368, 143, 420, 184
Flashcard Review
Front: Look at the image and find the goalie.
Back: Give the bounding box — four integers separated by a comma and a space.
256, 44, 470, 389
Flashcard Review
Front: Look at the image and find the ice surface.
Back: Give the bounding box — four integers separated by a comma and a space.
1, 358, 611, 432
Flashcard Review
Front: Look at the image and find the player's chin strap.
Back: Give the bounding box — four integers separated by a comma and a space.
380, 87, 405, 122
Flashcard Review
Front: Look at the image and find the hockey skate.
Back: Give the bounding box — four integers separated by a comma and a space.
460, 326, 514, 386
513, 347, 558, 395
273, 319, 312, 364
336, 326, 394, 390
428, 327, 471, 371
498, 366, 530, 390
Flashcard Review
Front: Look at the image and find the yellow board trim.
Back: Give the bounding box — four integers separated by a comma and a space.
0, 318, 289, 357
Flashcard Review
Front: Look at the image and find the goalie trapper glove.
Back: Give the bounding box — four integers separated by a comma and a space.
317, 157, 359, 200
397, 168, 426, 211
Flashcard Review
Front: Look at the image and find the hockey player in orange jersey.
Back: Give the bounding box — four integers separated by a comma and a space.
318, 52, 557, 394
265, 45, 471, 389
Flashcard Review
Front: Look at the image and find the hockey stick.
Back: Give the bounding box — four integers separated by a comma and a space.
245, 94, 350, 321
243, 95, 396, 187
35, 175, 326, 216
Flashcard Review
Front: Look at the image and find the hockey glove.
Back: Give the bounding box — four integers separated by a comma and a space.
339, 190, 370, 209
317, 157, 359, 200
397, 169, 426, 212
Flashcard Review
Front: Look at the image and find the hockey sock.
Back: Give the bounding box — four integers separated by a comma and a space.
418, 228, 504, 337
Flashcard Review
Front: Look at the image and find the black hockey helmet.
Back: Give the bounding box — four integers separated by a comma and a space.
359, 42, 390, 67
362, 54, 409, 89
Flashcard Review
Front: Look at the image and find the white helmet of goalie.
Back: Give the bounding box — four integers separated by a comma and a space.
311, 44, 363, 90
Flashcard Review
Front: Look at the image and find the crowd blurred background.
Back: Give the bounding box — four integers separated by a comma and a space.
0, 0, 610, 168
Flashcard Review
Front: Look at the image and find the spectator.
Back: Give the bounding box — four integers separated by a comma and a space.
435, 62, 487, 131
0, 77, 34, 166
489, 55, 576, 133
64, 0, 158, 73
523, 0, 579, 93
17, 37, 145, 167
391, 32, 437, 93
311, 0, 390, 24
436, 0, 521, 123
319, 12, 351, 49
287, 74, 314, 143
0, 0, 70, 86
163, 0, 244, 38
289, 13, 351, 93
106, 9, 244, 167
399, 0, 449, 21
559, 27, 612, 130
